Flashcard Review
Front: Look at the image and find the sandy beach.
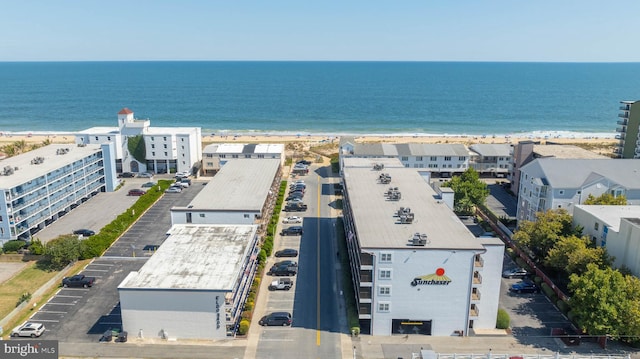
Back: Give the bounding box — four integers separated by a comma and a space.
0, 131, 617, 156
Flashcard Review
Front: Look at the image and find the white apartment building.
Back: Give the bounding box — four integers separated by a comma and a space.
0, 143, 117, 242
468, 144, 511, 177
201, 143, 285, 176
341, 157, 504, 336
517, 158, 640, 222
340, 140, 470, 177
573, 205, 640, 277
75, 108, 202, 175
118, 224, 259, 339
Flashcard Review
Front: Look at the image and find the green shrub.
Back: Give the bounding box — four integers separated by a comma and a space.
258, 249, 267, 264
244, 301, 254, 311
16, 292, 32, 307
238, 319, 250, 335
28, 239, 45, 255
556, 299, 570, 314
496, 308, 510, 329
567, 310, 577, 323
350, 326, 360, 336
515, 257, 533, 272
540, 283, 558, 303
3, 240, 26, 253
533, 276, 542, 285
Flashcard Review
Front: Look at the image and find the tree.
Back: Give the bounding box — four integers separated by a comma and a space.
583, 193, 627, 205
441, 168, 489, 214
569, 264, 640, 340
545, 235, 612, 275
45, 235, 81, 270
512, 209, 578, 259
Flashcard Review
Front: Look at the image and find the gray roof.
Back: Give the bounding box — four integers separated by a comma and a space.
118, 224, 257, 290
469, 144, 511, 157
521, 159, 640, 189
186, 159, 280, 211
533, 145, 606, 159
0, 144, 103, 189
353, 143, 468, 157
342, 157, 484, 250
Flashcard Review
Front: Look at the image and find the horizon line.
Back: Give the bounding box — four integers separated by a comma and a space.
1, 60, 640, 64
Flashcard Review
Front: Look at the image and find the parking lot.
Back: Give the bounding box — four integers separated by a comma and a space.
15, 176, 207, 343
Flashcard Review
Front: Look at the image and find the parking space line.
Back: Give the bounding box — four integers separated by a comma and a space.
87, 263, 114, 267
99, 321, 122, 325
60, 288, 90, 292
38, 310, 67, 314
84, 269, 109, 272
46, 302, 76, 306
54, 295, 83, 298
259, 338, 295, 341
30, 319, 60, 323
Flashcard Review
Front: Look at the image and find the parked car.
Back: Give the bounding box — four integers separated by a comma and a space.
178, 177, 192, 185
274, 260, 297, 267
502, 267, 530, 279
141, 181, 157, 188
62, 274, 95, 288
118, 172, 135, 178
268, 278, 293, 291
176, 171, 190, 177
284, 203, 307, 212
11, 322, 45, 338
73, 229, 95, 237
174, 181, 190, 188
259, 312, 292, 326
268, 264, 297, 276
137, 172, 153, 178
275, 248, 298, 258
509, 280, 540, 294
281, 226, 304, 236
286, 194, 304, 202
296, 160, 312, 166
283, 216, 302, 224
128, 188, 146, 196
165, 187, 182, 193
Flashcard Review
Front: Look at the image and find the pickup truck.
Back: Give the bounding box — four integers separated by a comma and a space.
62, 274, 95, 288
284, 203, 307, 212
268, 278, 293, 291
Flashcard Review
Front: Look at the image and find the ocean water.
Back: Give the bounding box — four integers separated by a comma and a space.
0, 61, 639, 136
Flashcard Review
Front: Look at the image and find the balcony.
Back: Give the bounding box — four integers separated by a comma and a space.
617, 119, 628, 126
474, 255, 484, 267
471, 288, 481, 301
620, 105, 631, 111
358, 303, 371, 315
469, 304, 479, 317
472, 271, 482, 284
616, 127, 627, 133
616, 133, 625, 140
360, 270, 372, 283
359, 287, 372, 300
618, 112, 629, 118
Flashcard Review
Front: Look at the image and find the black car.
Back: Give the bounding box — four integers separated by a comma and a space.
296, 160, 312, 166
259, 312, 292, 326
281, 226, 304, 236
274, 260, 298, 267
73, 229, 95, 237
286, 194, 304, 201
275, 248, 298, 258
118, 172, 136, 178
269, 264, 297, 276
509, 280, 540, 294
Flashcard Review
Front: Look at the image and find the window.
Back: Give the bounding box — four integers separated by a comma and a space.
559, 190, 564, 195
444, 156, 451, 161
430, 156, 437, 161
258, 154, 264, 158
428, 164, 438, 168
244, 214, 250, 218
163, 136, 167, 141
401, 156, 408, 161
594, 222, 599, 231
152, 152, 155, 156
107, 136, 111, 141
95, 136, 98, 141
206, 162, 213, 166
232, 155, 239, 158
181, 138, 184, 142
459, 156, 465, 161
379, 269, 391, 279
378, 302, 390, 312
416, 156, 423, 161
219, 154, 226, 158
151, 137, 155, 141
380, 253, 392, 262
245, 155, 251, 158
163, 144, 167, 149
151, 144, 155, 149
164, 152, 168, 156
199, 214, 205, 218
379, 286, 391, 295
181, 146, 184, 149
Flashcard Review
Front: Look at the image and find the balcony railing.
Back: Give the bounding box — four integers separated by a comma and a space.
618, 112, 629, 118
616, 133, 625, 140
616, 127, 626, 133
359, 288, 372, 299
469, 305, 479, 317
620, 105, 631, 111
358, 304, 371, 315
617, 119, 628, 125
471, 290, 481, 301
473, 272, 482, 284
474, 255, 484, 267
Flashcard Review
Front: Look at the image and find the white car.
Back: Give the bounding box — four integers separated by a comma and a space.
12, 322, 45, 338
165, 187, 182, 193
283, 216, 302, 224
174, 181, 190, 188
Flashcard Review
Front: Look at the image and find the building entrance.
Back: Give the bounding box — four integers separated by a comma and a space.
391, 319, 432, 335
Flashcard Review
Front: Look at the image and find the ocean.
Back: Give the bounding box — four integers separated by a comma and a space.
0, 61, 639, 137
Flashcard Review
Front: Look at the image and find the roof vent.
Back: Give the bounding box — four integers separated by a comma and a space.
385, 187, 401, 201
2, 166, 14, 176
408, 233, 429, 246
396, 207, 414, 224
378, 173, 391, 184
31, 156, 45, 165
56, 148, 70, 155
373, 163, 384, 171
77, 143, 86, 147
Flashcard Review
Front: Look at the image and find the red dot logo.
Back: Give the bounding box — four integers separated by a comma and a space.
435, 268, 445, 276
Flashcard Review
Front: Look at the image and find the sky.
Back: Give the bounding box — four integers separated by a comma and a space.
2, 0, 639, 62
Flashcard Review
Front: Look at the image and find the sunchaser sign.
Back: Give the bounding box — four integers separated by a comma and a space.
411, 268, 452, 286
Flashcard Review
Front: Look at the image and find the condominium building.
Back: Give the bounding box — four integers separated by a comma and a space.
573, 205, 640, 277
201, 143, 285, 176
0, 143, 117, 242
468, 144, 511, 177
517, 158, 640, 222
614, 100, 640, 159
75, 108, 202, 175
341, 157, 504, 336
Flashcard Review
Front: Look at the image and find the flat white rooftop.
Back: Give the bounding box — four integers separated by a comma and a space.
118, 224, 257, 291
185, 159, 280, 211
576, 205, 640, 232
77, 127, 120, 134
0, 144, 103, 189
343, 157, 483, 250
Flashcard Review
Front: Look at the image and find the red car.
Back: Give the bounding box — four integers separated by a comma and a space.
128, 189, 146, 196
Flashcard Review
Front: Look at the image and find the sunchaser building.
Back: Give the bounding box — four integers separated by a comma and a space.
341, 157, 504, 336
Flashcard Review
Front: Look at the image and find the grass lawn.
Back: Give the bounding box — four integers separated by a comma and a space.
0, 259, 90, 338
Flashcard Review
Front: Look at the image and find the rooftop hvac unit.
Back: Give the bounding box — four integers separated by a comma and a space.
373, 163, 385, 171
408, 233, 429, 246
399, 213, 414, 224
56, 148, 70, 155
2, 166, 14, 176
378, 173, 391, 184
31, 156, 45, 165
396, 207, 411, 217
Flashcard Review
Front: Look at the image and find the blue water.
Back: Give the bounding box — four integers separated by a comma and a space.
1, 61, 639, 136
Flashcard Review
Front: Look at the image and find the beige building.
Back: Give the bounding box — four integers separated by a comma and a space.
201, 143, 285, 176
